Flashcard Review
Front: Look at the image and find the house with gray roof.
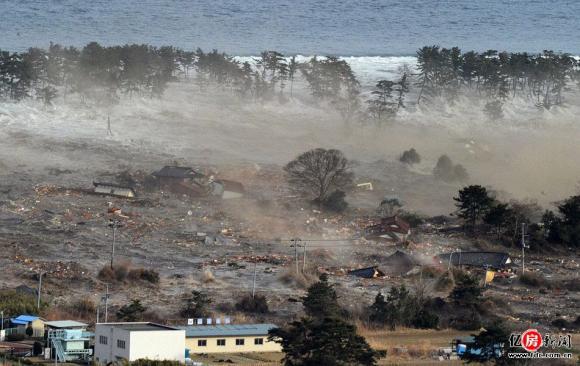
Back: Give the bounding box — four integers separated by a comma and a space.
437, 251, 512, 270
180, 323, 281, 354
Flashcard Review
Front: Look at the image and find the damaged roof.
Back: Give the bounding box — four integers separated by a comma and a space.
348, 266, 385, 278
382, 250, 418, 274
364, 215, 411, 239
152, 166, 203, 178
437, 251, 512, 269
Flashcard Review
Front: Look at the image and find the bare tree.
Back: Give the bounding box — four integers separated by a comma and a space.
284, 148, 354, 203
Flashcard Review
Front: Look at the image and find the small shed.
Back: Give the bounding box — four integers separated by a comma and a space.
10, 315, 45, 337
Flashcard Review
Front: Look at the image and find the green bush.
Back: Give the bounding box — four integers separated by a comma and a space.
33, 341, 43, 356
320, 190, 348, 213
235, 294, 269, 314
0, 289, 45, 315
69, 297, 96, 317
400, 148, 421, 165
412, 308, 439, 329
98, 264, 160, 284
128, 268, 160, 284
519, 272, 548, 287
450, 310, 482, 330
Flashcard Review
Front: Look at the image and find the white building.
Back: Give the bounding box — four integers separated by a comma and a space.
94, 323, 185, 364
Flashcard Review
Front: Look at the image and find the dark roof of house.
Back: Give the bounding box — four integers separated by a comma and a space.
152, 166, 202, 178
348, 266, 385, 278
364, 216, 411, 238
437, 251, 512, 269
179, 324, 278, 338
381, 250, 418, 274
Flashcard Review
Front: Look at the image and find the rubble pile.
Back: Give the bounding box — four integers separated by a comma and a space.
204, 254, 292, 267
11, 254, 88, 279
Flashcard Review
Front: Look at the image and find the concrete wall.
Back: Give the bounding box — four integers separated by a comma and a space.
130, 330, 185, 362
94, 325, 130, 364
186, 335, 281, 354
64, 340, 85, 351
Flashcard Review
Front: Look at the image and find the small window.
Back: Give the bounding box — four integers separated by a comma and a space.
217, 339, 226, 346
117, 340, 125, 349
99, 336, 108, 345
197, 340, 207, 347
235, 339, 245, 346
254, 338, 264, 345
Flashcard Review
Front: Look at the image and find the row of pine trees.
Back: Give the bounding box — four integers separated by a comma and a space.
1, 43, 579, 121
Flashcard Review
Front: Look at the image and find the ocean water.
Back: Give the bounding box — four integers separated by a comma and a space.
1, 0, 579, 56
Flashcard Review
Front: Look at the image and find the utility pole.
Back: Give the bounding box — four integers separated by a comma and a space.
483, 265, 489, 288
109, 219, 122, 269
107, 115, 112, 136
448, 252, 454, 271
37, 272, 44, 309
291, 238, 301, 274
104, 284, 109, 322
302, 242, 307, 273
1, 310, 4, 331
251, 260, 257, 299
521, 223, 528, 274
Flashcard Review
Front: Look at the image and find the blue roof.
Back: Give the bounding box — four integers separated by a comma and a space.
11, 315, 40, 325
179, 324, 278, 338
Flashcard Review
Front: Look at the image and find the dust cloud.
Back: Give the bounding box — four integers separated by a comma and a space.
0, 81, 579, 217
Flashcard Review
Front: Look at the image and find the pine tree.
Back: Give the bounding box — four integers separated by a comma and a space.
181, 290, 212, 318
454, 185, 493, 233
116, 299, 147, 322
302, 274, 342, 319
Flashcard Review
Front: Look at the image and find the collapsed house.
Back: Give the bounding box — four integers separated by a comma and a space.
349, 250, 419, 278
211, 179, 245, 199
383, 250, 418, 275
93, 182, 136, 198
348, 266, 385, 278
436, 251, 512, 270
153, 166, 209, 196
152, 166, 244, 199
364, 216, 411, 243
